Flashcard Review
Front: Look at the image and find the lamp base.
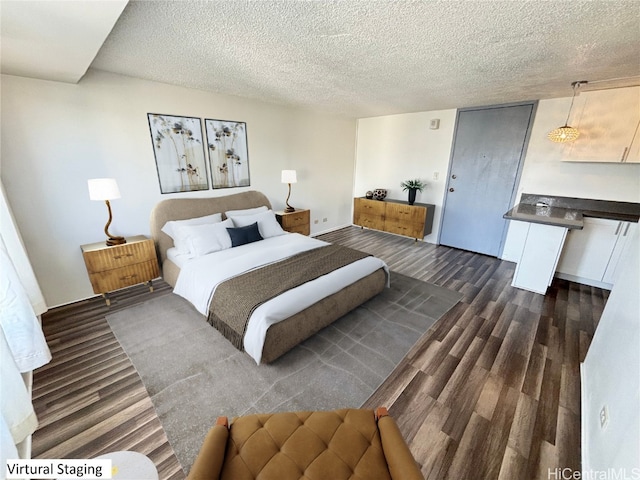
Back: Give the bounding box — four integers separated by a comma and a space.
284, 206, 295, 213
106, 236, 127, 246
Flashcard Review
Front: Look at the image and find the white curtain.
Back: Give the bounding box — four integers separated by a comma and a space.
0, 181, 51, 478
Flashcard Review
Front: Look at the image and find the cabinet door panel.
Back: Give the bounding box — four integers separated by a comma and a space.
556, 218, 620, 280
603, 222, 638, 283
563, 86, 640, 163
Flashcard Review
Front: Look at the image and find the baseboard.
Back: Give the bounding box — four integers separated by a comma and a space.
312, 223, 353, 237
555, 272, 613, 290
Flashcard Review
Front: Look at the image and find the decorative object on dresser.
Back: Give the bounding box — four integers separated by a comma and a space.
353, 197, 435, 241
547, 80, 587, 143
87, 178, 126, 246
372, 188, 387, 201
205, 118, 250, 188
365, 190, 374, 199
147, 114, 209, 193
276, 209, 310, 235
81, 235, 160, 305
400, 178, 426, 205
281, 169, 297, 212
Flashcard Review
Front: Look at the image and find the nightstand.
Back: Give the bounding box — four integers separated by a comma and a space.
81, 235, 160, 305
276, 209, 310, 235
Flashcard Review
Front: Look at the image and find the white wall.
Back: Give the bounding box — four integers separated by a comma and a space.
1, 70, 357, 307
581, 228, 639, 475
354, 110, 457, 243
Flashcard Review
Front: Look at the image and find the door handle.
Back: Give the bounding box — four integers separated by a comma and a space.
623, 223, 630, 236
451, 174, 457, 179
614, 222, 622, 235
449, 188, 455, 192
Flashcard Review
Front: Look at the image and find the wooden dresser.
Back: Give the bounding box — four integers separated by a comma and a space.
276, 209, 310, 235
81, 235, 160, 305
353, 197, 435, 240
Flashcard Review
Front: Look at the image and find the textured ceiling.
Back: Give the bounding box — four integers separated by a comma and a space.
89, 0, 640, 117
4, 1, 640, 118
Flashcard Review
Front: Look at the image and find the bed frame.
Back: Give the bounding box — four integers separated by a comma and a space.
150, 190, 387, 363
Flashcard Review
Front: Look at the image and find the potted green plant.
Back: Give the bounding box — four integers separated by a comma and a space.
400, 179, 426, 205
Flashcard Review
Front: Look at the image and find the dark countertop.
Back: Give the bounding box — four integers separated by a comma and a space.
504, 194, 640, 230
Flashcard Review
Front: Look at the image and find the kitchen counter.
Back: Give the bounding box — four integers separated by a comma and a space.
503, 203, 583, 229
503, 194, 640, 229
504, 194, 640, 295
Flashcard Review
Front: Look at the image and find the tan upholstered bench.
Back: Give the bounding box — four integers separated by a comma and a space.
187, 407, 423, 480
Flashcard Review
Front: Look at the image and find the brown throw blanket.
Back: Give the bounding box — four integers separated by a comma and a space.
208, 244, 371, 350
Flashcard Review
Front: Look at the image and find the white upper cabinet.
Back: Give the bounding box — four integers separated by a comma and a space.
562, 86, 640, 163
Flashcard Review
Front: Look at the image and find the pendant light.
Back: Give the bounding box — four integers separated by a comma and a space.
548, 81, 588, 143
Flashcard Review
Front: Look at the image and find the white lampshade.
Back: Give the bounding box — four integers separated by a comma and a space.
281, 170, 297, 184
88, 178, 121, 201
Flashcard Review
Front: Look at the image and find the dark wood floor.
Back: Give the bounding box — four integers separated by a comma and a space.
31, 226, 607, 479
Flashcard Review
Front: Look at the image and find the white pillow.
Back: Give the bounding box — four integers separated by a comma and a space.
161, 213, 223, 254
224, 206, 268, 217
176, 219, 233, 257
161, 213, 223, 239
228, 210, 285, 239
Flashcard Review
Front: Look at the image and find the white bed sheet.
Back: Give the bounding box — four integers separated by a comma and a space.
173, 233, 388, 364
166, 247, 192, 268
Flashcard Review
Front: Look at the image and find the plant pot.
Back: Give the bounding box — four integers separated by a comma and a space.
408, 188, 417, 205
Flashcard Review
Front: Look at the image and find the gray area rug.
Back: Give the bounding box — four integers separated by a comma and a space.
106, 272, 462, 471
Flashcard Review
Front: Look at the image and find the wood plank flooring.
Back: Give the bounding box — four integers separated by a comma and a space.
31, 226, 607, 479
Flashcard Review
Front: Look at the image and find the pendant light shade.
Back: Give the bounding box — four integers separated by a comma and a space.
547, 125, 580, 143
548, 81, 587, 143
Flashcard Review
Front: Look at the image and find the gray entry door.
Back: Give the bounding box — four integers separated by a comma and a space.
439, 103, 535, 257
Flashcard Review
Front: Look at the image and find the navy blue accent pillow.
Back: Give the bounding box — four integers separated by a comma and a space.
227, 222, 263, 247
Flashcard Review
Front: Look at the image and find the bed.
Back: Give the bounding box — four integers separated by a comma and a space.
150, 190, 388, 364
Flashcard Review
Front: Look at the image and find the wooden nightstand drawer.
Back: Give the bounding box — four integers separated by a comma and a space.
276, 209, 310, 235
88, 260, 159, 293
82, 237, 156, 272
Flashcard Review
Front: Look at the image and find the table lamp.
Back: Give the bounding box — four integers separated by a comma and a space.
88, 178, 126, 246
281, 170, 297, 213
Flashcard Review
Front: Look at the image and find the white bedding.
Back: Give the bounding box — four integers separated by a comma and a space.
173, 233, 388, 364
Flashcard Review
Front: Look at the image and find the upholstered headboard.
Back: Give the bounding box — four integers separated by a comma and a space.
150, 190, 272, 267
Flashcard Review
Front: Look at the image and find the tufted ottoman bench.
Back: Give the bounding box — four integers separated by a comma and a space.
187, 407, 423, 479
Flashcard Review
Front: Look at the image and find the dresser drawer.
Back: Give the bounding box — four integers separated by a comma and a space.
355, 214, 385, 230
82, 238, 156, 273
354, 198, 386, 216
384, 220, 425, 240
385, 203, 426, 224
87, 260, 160, 294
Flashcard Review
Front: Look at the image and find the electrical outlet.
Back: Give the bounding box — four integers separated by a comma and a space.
322, 218, 328, 222
314, 219, 319, 224
599, 405, 609, 429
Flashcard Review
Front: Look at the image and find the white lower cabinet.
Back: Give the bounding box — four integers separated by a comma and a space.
512, 223, 568, 294
556, 218, 638, 288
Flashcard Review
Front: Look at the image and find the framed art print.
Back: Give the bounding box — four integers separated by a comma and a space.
205, 119, 250, 189
147, 113, 209, 193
